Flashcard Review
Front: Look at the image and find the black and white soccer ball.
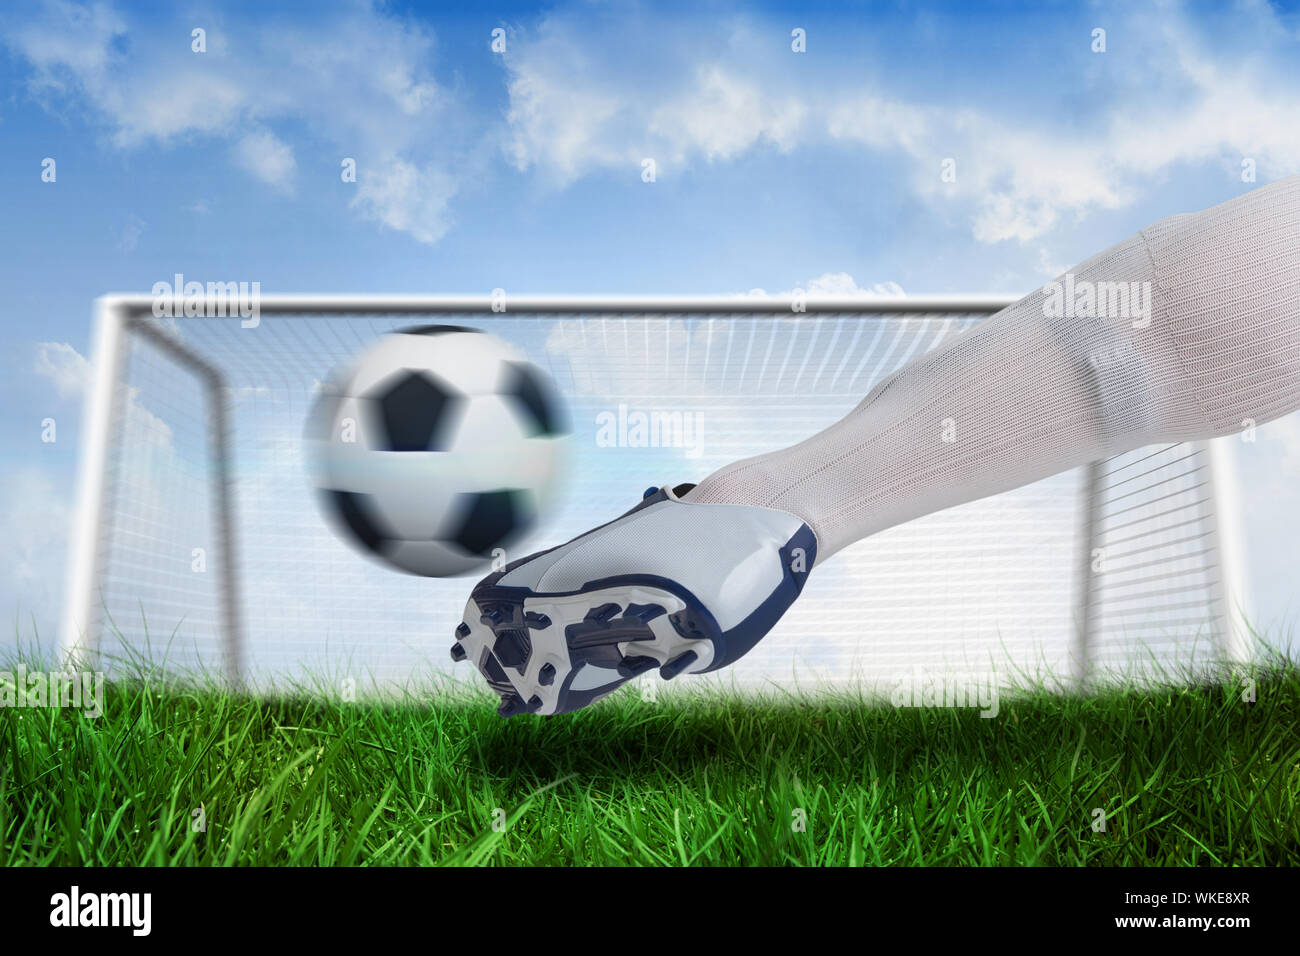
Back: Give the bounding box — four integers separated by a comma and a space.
305, 325, 569, 577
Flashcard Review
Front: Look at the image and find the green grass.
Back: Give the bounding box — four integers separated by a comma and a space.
2, 658, 1298, 865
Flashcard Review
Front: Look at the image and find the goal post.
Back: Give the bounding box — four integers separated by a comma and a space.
61, 293, 1254, 694
64, 297, 126, 671
63, 296, 246, 681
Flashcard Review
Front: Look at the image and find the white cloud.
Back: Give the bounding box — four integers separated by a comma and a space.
502, 5, 1300, 242
33, 340, 91, 399
648, 66, 806, 163
824, 46, 1300, 244
506, 59, 806, 182
351, 158, 457, 246
109, 71, 248, 148
740, 273, 905, 299
20, 3, 1299, 248
0, 468, 72, 648
8, 0, 126, 95
825, 97, 1132, 244
232, 129, 297, 191
33, 340, 173, 446
853, 24, 1300, 244
5, 1, 463, 244
117, 212, 145, 251
502, 13, 807, 183
801, 274, 904, 297
504, 53, 629, 182
1036, 248, 1069, 280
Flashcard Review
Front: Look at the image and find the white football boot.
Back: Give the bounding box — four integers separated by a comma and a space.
450, 483, 817, 716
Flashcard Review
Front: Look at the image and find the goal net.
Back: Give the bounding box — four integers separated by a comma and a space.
62, 295, 1252, 698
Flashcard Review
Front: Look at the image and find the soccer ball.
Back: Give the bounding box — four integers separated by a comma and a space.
305, 325, 569, 576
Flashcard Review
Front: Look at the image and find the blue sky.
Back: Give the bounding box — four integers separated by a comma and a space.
3, 0, 1300, 654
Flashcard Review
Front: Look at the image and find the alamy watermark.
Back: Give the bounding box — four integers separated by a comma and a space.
152, 273, 261, 328
1042, 272, 1152, 329
50, 886, 151, 936
595, 403, 705, 458
889, 665, 1000, 718
0, 665, 105, 718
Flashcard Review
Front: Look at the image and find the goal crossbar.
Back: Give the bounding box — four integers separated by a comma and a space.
96, 292, 1027, 318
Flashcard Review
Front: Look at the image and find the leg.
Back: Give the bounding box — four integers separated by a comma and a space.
454, 176, 1300, 715
690, 176, 1300, 559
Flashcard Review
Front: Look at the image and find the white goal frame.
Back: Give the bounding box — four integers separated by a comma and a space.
61, 293, 1255, 685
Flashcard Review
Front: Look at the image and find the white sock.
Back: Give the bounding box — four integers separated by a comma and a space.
687, 176, 1300, 562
